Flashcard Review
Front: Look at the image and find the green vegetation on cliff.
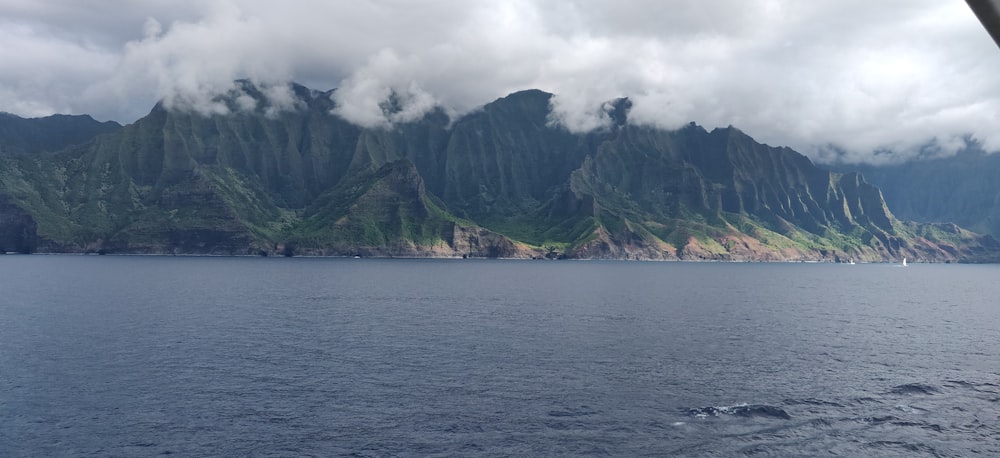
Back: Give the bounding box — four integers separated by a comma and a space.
845, 147, 1000, 240
0, 82, 996, 261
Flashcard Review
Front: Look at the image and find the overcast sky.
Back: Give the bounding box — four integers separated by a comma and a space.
1, 0, 999, 163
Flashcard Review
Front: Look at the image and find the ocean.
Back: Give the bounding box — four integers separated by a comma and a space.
1, 256, 998, 456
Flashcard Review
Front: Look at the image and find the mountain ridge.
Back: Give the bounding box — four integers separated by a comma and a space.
1, 83, 997, 261
839, 147, 1000, 240
0, 113, 121, 156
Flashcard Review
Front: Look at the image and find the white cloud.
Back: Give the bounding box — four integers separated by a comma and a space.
261, 84, 305, 118
330, 49, 443, 127
1, 0, 999, 163
234, 92, 256, 112
0, 21, 118, 117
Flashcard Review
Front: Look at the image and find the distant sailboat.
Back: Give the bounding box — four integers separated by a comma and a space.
902, 257, 907, 267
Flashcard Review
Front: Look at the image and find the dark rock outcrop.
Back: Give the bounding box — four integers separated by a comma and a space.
0, 195, 37, 253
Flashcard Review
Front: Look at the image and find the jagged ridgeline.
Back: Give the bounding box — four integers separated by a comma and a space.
844, 147, 1000, 241
1, 82, 997, 261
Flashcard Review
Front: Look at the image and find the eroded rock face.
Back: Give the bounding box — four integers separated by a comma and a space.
846, 148, 1000, 239
448, 224, 537, 259
565, 226, 677, 260
1, 83, 998, 261
0, 196, 37, 253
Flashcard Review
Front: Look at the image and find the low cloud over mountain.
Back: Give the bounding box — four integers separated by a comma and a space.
2, 1, 1000, 163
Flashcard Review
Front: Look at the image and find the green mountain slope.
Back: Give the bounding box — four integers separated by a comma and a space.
1, 83, 996, 261
843, 148, 1000, 239
0, 112, 121, 156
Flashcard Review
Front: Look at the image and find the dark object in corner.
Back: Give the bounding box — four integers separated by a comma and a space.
967, 0, 1000, 49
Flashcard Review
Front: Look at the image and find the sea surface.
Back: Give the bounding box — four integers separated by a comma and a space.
1, 256, 998, 456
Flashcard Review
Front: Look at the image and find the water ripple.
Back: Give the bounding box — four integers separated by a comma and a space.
1, 257, 999, 456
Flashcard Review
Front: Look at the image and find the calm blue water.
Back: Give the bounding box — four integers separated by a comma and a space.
1, 256, 998, 456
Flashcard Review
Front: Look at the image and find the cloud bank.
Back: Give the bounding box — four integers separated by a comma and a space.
1, 0, 999, 163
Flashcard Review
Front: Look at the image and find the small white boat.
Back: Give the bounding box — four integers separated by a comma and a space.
902, 257, 907, 267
